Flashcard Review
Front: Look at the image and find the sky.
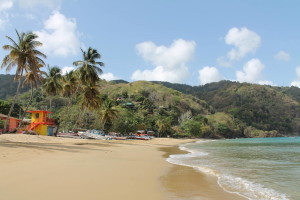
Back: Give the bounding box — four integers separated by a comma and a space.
0, 0, 300, 87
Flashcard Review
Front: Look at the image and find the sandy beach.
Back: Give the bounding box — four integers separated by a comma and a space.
0, 134, 246, 200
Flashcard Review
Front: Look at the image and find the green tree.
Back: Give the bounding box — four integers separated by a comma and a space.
111, 110, 138, 134
79, 84, 102, 111
71, 47, 105, 130
62, 70, 78, 100
61, 70, 78, 116
217, 123, 231, 137
72, 84, 102, 130
99, 99, 119, 130
18, 65, 46, 128
0, 100, 22, 118
73, 47, 104, 86
181, 120, 203, 137
156, 117, 172, 137
42, 66, 63, 111
1, 30, 46, 132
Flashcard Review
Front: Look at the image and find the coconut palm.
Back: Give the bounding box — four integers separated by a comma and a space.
99, 99, 119, 130
42, 66, 63, 111
79, 84, 102, 111
72, 84, 102, 130
18, 65, 46, 128
62, 70, 78, 99
1, 30, 46, 132
73, 47, 104, 86
156, 117, 172, 137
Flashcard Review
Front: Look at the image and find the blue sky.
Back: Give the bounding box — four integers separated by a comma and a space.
0, 0, 300, 86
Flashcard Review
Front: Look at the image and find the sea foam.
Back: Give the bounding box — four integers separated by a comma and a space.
166, 140, 290, 200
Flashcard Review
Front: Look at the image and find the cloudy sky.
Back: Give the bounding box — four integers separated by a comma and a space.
0, 0, 300, 86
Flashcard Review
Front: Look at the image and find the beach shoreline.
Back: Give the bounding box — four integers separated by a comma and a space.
160, 143, 247, 200
0, 134, 245, 200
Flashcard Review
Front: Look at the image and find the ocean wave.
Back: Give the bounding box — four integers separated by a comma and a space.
218, 174, 289, 200
166, 153, 218, 176
166, 142, 289, 200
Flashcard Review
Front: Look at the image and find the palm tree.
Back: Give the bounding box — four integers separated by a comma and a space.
62, 70, 78, 100
99, 99, 119, 130
72, 47, 104, 130
18, 64, 46, 128
73, 47, 104, 86
73, 84, 102, 130
79, 84, 102, 111
1, 30, 46, 132
156, 118, 172, 137
42, 66, 63, 111
61, 70, 78, 118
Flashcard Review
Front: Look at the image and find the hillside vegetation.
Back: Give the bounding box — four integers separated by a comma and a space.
14, 80, 237, 138
156, 80, 300, 135
0, 75, 31, 99
1, 75, 300, 137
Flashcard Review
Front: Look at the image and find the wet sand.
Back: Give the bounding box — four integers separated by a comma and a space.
0, 134, 246, 200
160, 146, 247, 200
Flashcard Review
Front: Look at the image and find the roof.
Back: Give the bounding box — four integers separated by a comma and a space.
0, 113, 21, 121
27, 110, 53, 114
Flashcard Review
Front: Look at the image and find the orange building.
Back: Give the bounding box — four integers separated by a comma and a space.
27, 110, 56, 136
0, 113, 21, 132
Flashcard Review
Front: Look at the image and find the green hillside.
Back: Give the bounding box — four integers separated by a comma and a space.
2, 74, 300, 137
100, 81, 211, 115
16, 80, 235, 138
156, 81, 300, 135
0, 74, 31, 100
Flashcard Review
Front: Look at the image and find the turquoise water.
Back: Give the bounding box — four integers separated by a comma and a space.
167, 137, 300, 200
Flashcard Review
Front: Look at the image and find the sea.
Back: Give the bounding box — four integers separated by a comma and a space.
167, 137, 300, 200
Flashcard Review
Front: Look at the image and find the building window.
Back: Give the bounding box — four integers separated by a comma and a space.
35, 113, 39, 119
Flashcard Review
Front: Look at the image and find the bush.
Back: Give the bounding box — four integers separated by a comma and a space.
181, 120, 203, 137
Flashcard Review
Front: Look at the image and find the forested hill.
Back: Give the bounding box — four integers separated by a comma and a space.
155, 81, 300, 135
0, 74, 31, 99
1, 74, 300, 136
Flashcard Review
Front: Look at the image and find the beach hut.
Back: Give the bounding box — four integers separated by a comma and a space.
27, 110, 56, 136
0, 113, 21, 132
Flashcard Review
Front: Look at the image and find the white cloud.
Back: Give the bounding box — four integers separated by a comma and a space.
258, 80, 274, 86
131, 39, 196, 83
291, 66, 300, 87
226, 27, 261, 61
34, 11, 80, 57
100, 72, 120, 81
18, 0, 62, 9
198, 66, 224, 85
236, 59, 265, 83
0, 0, 13, 30
61, 66, 75, 75
218, 27, 261, 66
291, 81, 300, 87
0, 0, 13, 11
274, 51, 290, 61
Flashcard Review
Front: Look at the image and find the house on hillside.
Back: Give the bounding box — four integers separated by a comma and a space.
27, 110, 56, 136
0, 113, 21, 133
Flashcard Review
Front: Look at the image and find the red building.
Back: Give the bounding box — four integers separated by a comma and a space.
0, 113, 21, 133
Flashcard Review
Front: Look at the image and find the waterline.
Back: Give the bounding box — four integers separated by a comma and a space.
167, 137, 300, 200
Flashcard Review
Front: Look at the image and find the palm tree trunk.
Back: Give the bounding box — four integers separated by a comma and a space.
66, 97, 72, 120
72, 107, 87, 131
49, 97, 52, 112
18, 84, 33, 129
3, 79, 21, 133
